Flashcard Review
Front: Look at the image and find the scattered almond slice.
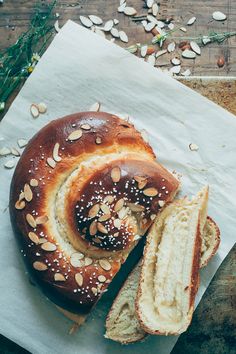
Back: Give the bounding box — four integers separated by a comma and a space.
114, 18, 119, 25
75, 273, 83, 286
182, 49, 196, 59
30, 104, 39, 118
0, 147, 11, 156
152, 3, 159, 16
168, 23, 174, 30
104, 20, 114, 32
37, 102, 47, 114
24, 183, 33, 202
33, 261, 48, 271
110, 27, 120, 38
180, 27, 187, 32
15, 200, 25, 210
41, 242, 57, 252
47, 157, 56, 168
146, 0, 154, 8
89, 15, 103, 25
54, 20, 60, 33
212, 11, 227, 21
80, 15, 93, 28
11, 147, 20, 156
169, 65, 181, 75
189, 143, 199, 151
141, 45, 148, 57
202, 36, 211, 45
54, 273, 66, 282
118, 3, 126, 13
124, 7, 137, 16
190, 41, 201, 55
4, 159, 15, 169
17, 139, 28, 148
95, 28, 106, 38
171, 57, 181, 65
145, 22, 156, 32
187, 16, 196, 25
167, 42, 175, 53
89, 102, 100, 112
119, 31, 128, 43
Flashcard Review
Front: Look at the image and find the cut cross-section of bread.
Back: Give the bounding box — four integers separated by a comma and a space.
136, 186, 209, 335
105, 261, 146, 344
105, 209, 220, 343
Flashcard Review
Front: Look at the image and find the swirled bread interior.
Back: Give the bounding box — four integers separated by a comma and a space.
136, 187, 209, 335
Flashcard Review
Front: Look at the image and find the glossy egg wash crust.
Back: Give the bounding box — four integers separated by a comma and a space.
10, 111, 179, 316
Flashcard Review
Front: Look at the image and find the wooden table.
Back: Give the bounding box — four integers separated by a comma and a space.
0, 1, 235, 353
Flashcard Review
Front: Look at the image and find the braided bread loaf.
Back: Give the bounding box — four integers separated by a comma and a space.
10, 112, 179, 322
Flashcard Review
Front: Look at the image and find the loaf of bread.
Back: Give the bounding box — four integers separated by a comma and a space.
9, 111, 179, 323
136, 187, 208, 335
105, 210, 220, 343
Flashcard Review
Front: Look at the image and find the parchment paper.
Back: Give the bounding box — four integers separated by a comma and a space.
0, 21, 235, 354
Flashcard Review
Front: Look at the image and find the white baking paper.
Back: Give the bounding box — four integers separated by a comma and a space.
0, 20, 235, 354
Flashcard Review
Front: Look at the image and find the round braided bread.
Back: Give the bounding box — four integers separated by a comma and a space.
10, 112, 179, 318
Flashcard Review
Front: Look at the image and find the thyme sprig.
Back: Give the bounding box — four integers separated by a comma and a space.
0, 0, 57, 112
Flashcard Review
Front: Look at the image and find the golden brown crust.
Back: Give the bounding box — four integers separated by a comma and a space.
9, 111, 179, 315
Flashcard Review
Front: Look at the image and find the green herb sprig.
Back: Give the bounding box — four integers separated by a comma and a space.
0, 0, 57, 112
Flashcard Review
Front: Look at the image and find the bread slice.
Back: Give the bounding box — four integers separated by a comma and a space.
105, 261, 146, 344
136, 187, 208, 335
105, 189, 221, 343
201, 216, 220, 267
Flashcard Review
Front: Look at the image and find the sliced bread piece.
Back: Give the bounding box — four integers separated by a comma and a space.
105, 261, 146, 344
136, 186, 208, 335
201, 216, 220, 267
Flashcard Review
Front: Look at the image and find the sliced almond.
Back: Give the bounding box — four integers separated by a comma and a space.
68, 129, 83, 141
53, 142, 62, 162
89, 15, 103, 25
30, 178, 38, 187
118, 207, 129, 219
133, 234, 141, 241
88, 204, 100, 218
54, 273, 66, 282
81, 123, 91, 130
17, 139, 28, 148
182, 49, 197, 59
124, 6, 137, 16
98, 275, 106, 282
111, 166, 121, 183
95, 136, 102, 144
104, 195, 114, 204
143, 187, 158, 197
47, 157, 56, 169
38, 238, 47, 244
11, 147, 20, 156
114, 198, 125, 212
152, 3, 159, 16
158, 200, 165, 207
190, 41, 201, 55
24, 183, 33, 202
0, 147, 11, 156
80, 15, 93, 28
111, 27, 120, 38
70, 252, 84, 267
119, 31, 128, 43
97, 222, 108, 234
4, 160, 15, 169
187, 16, 196, 25
114, 218, 122, 229
146, 0, 154, 8
167, 42, 175, 53
100, 203, 110, 214
141, 45, 148, 58
103, 20, 113, 32
28, 232, 39, 244
30, 104, 39, 118
98, 213, 111, 222
36, 215, 49, 225
37, 102, 47, 114
26, 213, 37, 228
75, 273, 83, 286
91, 287, 98, 295
89, 102, 100, 112
15, 200, 25, 210
84, 257, 93, 266
212, 11, 226, 21
189, 143, 199, 151
99, 259, 111, 271
41, 242, 57, 251
89, 220, 97, 235
127, 203, 145, 212
33, 261, 48, 271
